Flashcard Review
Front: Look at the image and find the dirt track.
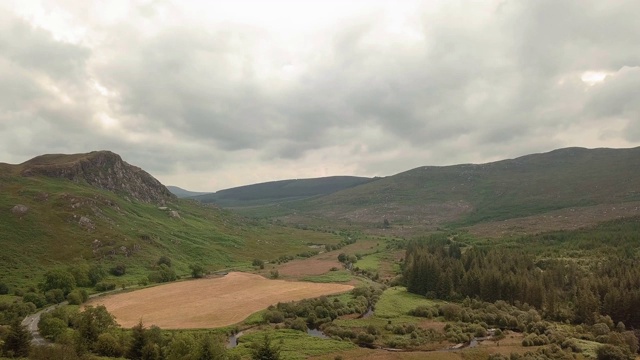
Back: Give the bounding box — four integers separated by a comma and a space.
87, 272, 353, 329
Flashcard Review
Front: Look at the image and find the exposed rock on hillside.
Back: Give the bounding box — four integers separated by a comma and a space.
11, 204, 29, 216
20, 151, 174, 203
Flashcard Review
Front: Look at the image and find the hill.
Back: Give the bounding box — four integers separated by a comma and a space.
0, 151, 343, 290
235, 147, 640, 235
166, 186, 210, 198
191, 176, 374, 207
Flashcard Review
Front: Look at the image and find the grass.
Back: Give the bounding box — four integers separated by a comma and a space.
356, 252, 382, 272
229, 328, 356, 360
234, 147, 640, 234
375, 287, 440, 318
0, 173, 345, 291
302, 270, 352, 283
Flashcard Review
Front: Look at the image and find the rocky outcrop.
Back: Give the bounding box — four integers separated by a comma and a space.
11, 204, 29, 216
20, 151, 175, 203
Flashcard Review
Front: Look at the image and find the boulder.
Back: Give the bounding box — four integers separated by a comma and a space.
11, 204, 29, 216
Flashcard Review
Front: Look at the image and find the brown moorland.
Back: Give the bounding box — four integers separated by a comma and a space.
87, 272, 353, 329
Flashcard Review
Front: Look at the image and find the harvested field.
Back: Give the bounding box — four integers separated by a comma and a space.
277, 258, 342, 277
87, 272, 353, 329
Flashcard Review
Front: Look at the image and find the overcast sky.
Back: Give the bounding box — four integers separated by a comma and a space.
1, 0, 638, 191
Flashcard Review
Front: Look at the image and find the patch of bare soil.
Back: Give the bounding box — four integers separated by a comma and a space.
277, 258, 342, 277
467, 202, 640, 237
86, 272, 353, 329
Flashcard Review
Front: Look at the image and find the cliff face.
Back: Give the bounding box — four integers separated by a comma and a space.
20, 151, 175, 203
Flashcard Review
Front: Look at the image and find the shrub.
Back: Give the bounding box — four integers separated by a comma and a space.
157, 256, 172, 267
0, 282, 8, 295
148, 264, 177, 283
23, 292, 47, 308
189, 264, 205, 278
95, 282, 116, 292
110, 264, 126, 276
596, 344, 635, 360
96, 333, 124, 357
67, 289, 89, 305
252, 259, 265, 269
45, 289, 65, 304
38, 316, 68, 341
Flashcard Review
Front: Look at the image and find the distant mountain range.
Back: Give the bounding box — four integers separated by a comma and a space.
183, 147, 640, 236
179, 176, 374, 207
3, 146, 640, 289
166, 186, 210, 198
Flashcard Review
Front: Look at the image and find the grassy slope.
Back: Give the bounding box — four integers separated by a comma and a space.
237, 147, 640, 229
0, 173, 342, 290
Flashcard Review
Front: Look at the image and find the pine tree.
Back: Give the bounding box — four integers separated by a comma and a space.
128, 319, 147, 360
251, 334, 280, 360
3, 319, 32, 358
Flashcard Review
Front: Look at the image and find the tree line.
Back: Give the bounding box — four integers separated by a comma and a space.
403, 235, 640, 328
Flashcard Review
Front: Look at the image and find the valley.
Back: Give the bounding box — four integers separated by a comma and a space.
1, 148, 640, 360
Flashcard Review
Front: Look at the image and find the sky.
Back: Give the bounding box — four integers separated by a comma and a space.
1, 0, 639, 191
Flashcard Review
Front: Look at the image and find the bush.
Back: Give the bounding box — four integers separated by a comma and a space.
95, 282, 116, 292
596, 344, 635, 360
264, 310, 284, 324
23, 292, 47, 308
38, 316, 68, 341
0, 282, 8, 295
190, 264, 206, 278
45, 289, 65, 304
252, 259, 265, 269
270, 270, 279, 279
96, 333, 124, 357
157, 256, 172, 267
110, 264, 126, 276
289, 318, 308, 332
148, 264, 177, 283
66, 289, 89, 305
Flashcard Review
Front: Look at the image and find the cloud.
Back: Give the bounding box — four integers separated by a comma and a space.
0, 0, 639, 190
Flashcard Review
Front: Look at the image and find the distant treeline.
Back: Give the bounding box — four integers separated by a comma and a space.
403, 223, 640, 328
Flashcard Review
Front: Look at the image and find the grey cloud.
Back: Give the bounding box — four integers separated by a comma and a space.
2, 0, 640, 190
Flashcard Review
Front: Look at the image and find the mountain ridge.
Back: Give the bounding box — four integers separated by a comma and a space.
230, 146, 640, 235
5, 150, 174, 204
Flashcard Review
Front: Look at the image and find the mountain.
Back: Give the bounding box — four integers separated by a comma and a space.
191, 176, 374, 207
166, 186, 211, 198
235, 147, 640, 235
0, 151, 342, 289
10, 150, 174, 203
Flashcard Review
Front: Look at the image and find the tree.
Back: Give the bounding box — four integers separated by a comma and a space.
196, 335, 227, 360
251, 334, 281, 360
596, 344, 635, 360
110, 264, 126, 277
0, 282, 8, 295
157, 256, 172, 267
95, 333, 124, 358
41, 269, 76, 295
2, 319, 32, 358
38, 315, 68, 341
148, 264, 177, 283
128, 319, 147, 360
190, 264, 206, 278
252, 259, 265, 269
75, 305, 118, 349
383, 218, 390, 229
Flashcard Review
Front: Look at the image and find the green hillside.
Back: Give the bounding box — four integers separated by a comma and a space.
236, 147, 640, 231
0, 153, 343, 290
191, 176, 374, 207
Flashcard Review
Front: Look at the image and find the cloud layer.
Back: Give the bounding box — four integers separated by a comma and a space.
1, 0, 638, 190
